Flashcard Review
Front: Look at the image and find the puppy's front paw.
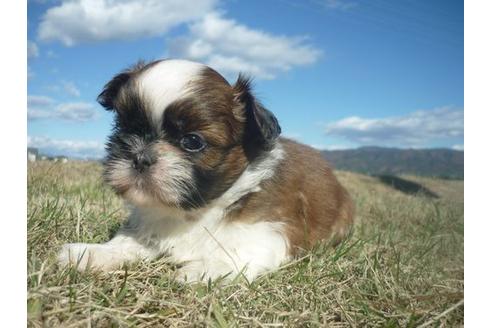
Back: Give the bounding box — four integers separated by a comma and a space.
176, 265, 206, 283
175, 261, 236, 283
57, 243, 92, 271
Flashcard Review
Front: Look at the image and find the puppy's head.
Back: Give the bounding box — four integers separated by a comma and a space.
98, 59, 281, 210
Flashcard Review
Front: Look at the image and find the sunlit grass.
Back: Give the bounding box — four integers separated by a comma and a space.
27, 161, 463, 327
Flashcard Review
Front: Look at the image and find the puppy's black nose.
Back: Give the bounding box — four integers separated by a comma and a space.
132, 152, 155, 173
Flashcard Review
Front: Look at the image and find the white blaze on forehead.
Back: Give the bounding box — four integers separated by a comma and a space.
136, 59, 206, 124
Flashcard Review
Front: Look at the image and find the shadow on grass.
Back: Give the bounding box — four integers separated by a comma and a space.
377, 175, 439, 199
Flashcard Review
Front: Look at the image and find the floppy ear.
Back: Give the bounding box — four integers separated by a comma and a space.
97, 72, 132, 110
97, 61, 148, 111
233, 74, 281, 151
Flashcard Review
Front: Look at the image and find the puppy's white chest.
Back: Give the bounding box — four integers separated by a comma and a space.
137, 206, 289, 281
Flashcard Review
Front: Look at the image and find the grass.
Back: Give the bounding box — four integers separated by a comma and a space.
27, 161, 464, 327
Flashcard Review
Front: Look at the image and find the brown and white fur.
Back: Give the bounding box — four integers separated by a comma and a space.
58, 59, 354, 282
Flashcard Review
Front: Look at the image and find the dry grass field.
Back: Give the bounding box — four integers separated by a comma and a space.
27, 161, 463, 327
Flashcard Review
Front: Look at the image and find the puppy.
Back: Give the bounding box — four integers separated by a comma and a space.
58, 59, 354, 282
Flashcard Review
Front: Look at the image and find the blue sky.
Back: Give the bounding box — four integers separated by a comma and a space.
27, 0, 464, 158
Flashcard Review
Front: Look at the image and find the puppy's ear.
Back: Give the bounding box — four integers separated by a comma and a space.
97, 72, 131, 110
97, 61, 147, 111
233, 74, 281, 151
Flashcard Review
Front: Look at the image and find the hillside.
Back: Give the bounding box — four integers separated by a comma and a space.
322, 147, 464, 179
27, 161, 463, 327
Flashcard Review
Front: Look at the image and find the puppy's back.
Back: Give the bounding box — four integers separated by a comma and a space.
227, 138, 355, 255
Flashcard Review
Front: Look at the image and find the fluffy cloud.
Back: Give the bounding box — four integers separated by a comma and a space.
45, 80, 82, 97
325, 107, 463, 147
37, 0, 217, 46
28, 135, 105, 158
28, 109, 54, 120
61, 81, 81, 97
55, 102, 97, 121
311, 144, 354, 151
27, 40, 39, 58
27, 95, 56, 107
28, 96, 98, 122
36, 1, 321, 79
168, 13, 322, 80
28, 95, 56, 120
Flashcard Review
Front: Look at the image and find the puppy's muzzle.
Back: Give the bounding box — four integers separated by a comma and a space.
132, 151, 156, 173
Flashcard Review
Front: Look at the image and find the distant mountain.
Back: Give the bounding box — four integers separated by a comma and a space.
321, 146, 464, 179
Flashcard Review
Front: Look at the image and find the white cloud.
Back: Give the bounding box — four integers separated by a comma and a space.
28, 96, 98, 122
56, 102, 97, 121
27, 95, 56, 107
168, 12, 322, 80
27, 40, 39, 58
28, 135, 105, 158
28, 109, 55, 120
311, 144, 354, 151
61, 81, 81, 97
324, 107, 464, 147
37, 0, 218, 46
36, 1, 321, 79
44, 80, 81, 97
452, 144, 464, 151
27, 95, 57, 120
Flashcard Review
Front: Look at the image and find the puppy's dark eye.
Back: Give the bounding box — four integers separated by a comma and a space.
180, 133, 206, 152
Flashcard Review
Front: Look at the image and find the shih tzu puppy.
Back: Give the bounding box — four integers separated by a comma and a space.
58, 59, 354, 282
